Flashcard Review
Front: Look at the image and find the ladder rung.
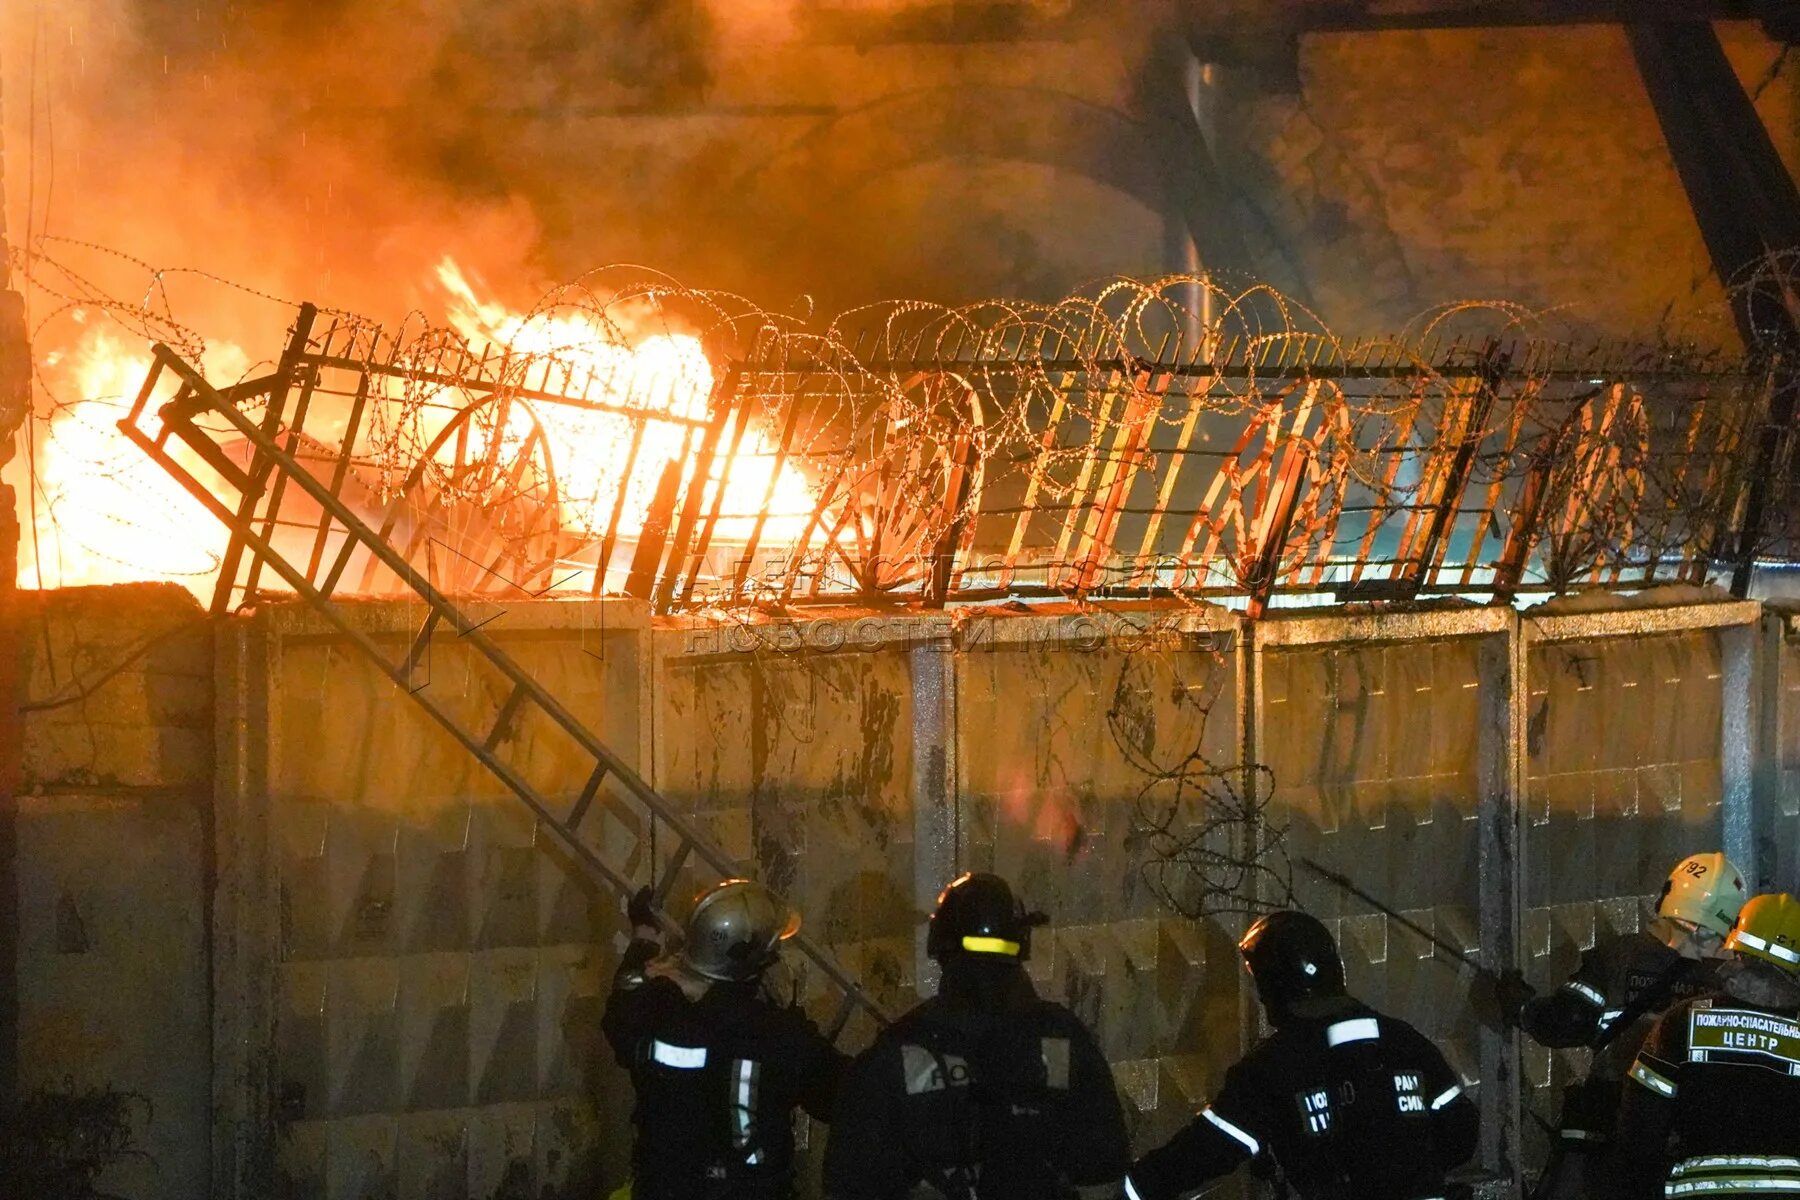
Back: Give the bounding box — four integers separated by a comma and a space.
482, 683, 530, 752
826, 990, 858, 1040
319, 531, 359, 600
402, 609, 442, 675
566, 760, 609, 829
652, 837, 693, 906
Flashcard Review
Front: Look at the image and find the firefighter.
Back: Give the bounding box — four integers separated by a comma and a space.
1609, 892, 1800, 1200
602, 879, 847, 1200
821, 872, 1130, 1200
1478, 851, 1747, 1188
1125, 910, 1478, 1200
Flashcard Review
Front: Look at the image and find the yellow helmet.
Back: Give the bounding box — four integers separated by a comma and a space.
1725, 893, 1800, 976
1656, 852, 1748, 940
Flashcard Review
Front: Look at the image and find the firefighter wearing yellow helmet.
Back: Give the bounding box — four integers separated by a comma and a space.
1475, 852, 1748, 1194
823, 873, 1130, 1200
602, 879, 847, 1200
1612, 893, 1800, 1199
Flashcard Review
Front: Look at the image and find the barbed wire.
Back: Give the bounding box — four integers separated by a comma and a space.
9, 238, 1797, 605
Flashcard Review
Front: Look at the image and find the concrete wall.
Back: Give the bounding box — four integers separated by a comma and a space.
14, 586, 1800, 1199
952, 607, 1245, 1154
221, 600, 652, 1200
1761, 607, 1800, 895
213, 589, 1782, 1200
11, 583, 213, 1200
1515, 601, 1757, 1170
1259, 610, 1508, 1169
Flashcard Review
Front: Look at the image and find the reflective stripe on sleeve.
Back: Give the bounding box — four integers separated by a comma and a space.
1628, 1058, 1677, 1098
1673, 1156, 1800, 1176
1430, 1084, 1463, 1110
1124, 1176, 1146, 1200
650, 1040, 708, 1069
1325, 1017, 1381, 1047
1562, 981, 1607, 1008
1665, 1179, 1800, 1196
1201, 1106, 1262, 1155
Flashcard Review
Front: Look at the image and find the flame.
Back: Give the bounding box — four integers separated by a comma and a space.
436, 260, 819, 572
16, 321, 243, 597
13, 269, 822, 599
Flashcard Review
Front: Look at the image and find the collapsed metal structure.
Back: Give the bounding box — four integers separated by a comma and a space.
126, 285, 1792, 620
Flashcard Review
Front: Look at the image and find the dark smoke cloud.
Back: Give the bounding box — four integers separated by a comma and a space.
5, 0, 1172, 344
2, 0, 731, 339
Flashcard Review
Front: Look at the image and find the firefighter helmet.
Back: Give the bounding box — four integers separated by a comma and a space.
679, 879, 801, 982
926, 872, 1045, 962
1656, 852, 1749, 940
1725, 893, 1800, 977
1240, 910, 1347, 1022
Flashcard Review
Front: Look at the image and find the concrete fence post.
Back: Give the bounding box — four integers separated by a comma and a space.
1720, 622, 1760, 888
212, 611, 278, 1200
910, 635, 958, 999
1757, 607, 1800, 894
1477, 620, 1524, 1194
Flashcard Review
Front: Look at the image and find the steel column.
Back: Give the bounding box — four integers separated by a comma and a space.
1628, 26, 1800, 594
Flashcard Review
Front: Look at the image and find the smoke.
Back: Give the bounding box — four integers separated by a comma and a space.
2, 0, 1165, 341
2, 0, 601, 336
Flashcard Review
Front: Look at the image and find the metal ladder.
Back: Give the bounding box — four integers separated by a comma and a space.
120, 317, 886, 1040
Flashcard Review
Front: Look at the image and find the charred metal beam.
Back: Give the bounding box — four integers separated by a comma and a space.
1139, 33, 1261, 283
1628, 25, 1800, 594
1191, 1, 1789, 35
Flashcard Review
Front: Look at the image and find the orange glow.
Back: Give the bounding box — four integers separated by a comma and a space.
17, 319, 244, 597
437, 260, 819, 565
13, 269, 821, 598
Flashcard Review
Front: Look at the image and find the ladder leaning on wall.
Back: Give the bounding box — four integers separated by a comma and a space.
118, 307, 887, 1041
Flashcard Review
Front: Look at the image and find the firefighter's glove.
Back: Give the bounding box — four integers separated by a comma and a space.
1470, 967, 1534, 1032
627, 885, 660, 933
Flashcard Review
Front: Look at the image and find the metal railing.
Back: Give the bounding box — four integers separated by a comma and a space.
119, 307, 887, 1039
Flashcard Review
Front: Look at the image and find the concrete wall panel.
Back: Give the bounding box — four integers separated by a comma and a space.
11, 583, 212, 1200
1763, 610, 1800, 895
651, 622, 919, 1024
1520, 623, 1734, 1162
247, 602, 647, 1200
1262, 634, 1489, 1112
954, 610, 1245, 1152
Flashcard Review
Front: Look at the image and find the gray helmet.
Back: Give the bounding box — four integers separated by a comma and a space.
679, 879, 801, 982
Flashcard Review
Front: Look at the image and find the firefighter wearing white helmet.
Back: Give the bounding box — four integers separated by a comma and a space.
1474, 852, 1747, 1196
1612, 893, 1800, 1199
602, 879, 846, 1200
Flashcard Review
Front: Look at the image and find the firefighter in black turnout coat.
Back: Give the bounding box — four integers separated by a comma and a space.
602, 879, 846, 1200
1127, 910, 1478, 1200
822, 872, 1130, 1200
1609, 892, 1800, 1200
1478, 851, 1746, 1193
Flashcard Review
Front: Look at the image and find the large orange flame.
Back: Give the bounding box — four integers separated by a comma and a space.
436, 260, 818, 566
13, 270, 820, 599
16, 319, 244, 596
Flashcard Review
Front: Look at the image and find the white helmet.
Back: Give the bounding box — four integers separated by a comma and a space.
1656, 852, 1749, 940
